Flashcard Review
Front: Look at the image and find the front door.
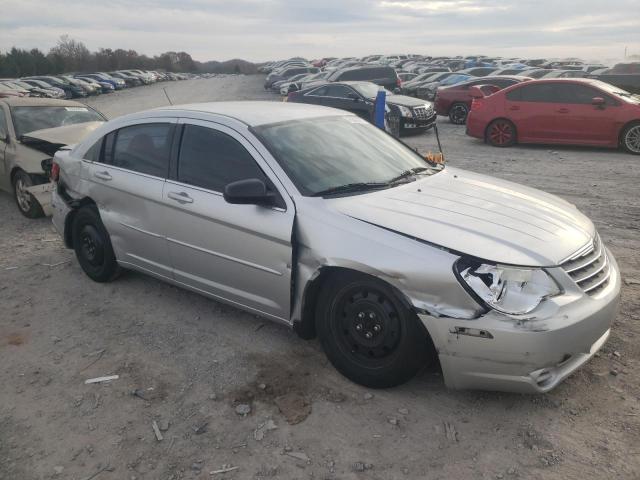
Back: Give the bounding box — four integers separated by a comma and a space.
162, 120, 294, 321
550, 84, 620, 145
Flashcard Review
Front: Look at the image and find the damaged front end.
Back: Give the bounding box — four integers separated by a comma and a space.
289, 196, 621, 393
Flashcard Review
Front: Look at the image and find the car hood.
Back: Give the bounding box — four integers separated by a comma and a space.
328, 167, 594, 267
21, 121, 104, 146
20, 121, 104, 156
386, 95, 431, 107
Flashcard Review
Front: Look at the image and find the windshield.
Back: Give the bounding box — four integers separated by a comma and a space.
352, 83, 393, 98
592, 80, 640, 103
254, 115, 441, 196
441, 74, 470, 85
11, 106, 105, 137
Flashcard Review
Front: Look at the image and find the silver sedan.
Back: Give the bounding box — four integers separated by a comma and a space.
50, 102, 620, 393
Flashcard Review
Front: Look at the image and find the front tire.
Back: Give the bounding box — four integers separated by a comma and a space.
486, 118, 517, 147
448, 102, 469, 125
13, 171, 44, 218
621, 122, 640, 155
315, 271, 433, 388
72, 206, 120, 282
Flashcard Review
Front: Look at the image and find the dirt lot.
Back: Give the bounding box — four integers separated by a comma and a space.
1, 75, 639, 480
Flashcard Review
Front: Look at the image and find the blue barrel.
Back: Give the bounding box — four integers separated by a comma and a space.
374, 88, 386, 129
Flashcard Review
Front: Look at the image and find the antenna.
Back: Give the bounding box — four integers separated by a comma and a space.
163, 87, 173, 106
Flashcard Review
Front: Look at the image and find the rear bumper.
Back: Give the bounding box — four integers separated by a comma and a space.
51, 187, 72, 243
419, 253, 621, 393
465, 114, 485, 139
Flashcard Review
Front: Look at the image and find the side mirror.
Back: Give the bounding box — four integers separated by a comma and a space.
223, 178, 274, 206
592, 97, 605, 107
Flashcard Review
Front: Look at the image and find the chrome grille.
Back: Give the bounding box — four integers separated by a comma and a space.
561, 235, 611, 295
413, 105, 433, 120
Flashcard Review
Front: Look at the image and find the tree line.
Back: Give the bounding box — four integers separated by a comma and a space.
0, 35, 258, 78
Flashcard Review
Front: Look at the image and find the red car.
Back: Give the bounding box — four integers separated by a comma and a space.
435, 75, 530, 124
466, 79, 640, 154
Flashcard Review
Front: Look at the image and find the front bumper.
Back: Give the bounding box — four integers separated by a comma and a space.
26, 182, 55, 216
419, 251, 621, 393
402, 112, 437, 131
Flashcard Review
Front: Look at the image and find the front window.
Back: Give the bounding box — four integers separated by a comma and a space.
11, 106, 105, 137
254, 116, 442, 196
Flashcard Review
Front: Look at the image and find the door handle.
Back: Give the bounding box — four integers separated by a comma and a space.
509, 105, 520, 111
557, 108, 569, 113
167, 191, 194, 204
94, 171, 112, 181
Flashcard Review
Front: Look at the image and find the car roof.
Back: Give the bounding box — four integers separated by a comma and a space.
152, 101, 347, 126
0, 97, 85, 107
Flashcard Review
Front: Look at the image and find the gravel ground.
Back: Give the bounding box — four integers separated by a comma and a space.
1, 75, 638, 480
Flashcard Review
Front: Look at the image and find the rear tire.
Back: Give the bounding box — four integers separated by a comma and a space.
448, 102, 469, 125
621, 122, 640, 155
315, 271, 433, 388
72, 206, 120, 282
486, 118, 517, 147
13, 171, 44, 218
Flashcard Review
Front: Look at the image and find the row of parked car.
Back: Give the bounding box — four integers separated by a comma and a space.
0, 70, 189, 99
259, 56, 640, 155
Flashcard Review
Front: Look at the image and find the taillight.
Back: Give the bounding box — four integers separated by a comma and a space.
397, 77, 402, 87
50, 162, 60, 182
471, 98, 484, 111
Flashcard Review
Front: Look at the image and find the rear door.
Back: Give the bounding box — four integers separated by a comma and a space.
163, 120, 294, 321
503, 83, 559, 142
83, 119, 177, 278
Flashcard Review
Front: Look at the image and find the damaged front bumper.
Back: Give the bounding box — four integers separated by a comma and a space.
26, 182, 55, 216
419, 253, 621, 393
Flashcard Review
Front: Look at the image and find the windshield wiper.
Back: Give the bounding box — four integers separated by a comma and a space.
311, 182, 390, 197
388, 166, 431, 184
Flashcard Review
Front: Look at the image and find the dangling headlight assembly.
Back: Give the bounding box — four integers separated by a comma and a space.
455, 259, 561, 315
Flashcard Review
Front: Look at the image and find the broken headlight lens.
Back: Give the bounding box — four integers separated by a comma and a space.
456, 261, 561, 315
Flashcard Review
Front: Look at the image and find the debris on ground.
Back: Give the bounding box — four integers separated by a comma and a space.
158, 419, 170, 431
274, 392, 311, 425
193, 422, 209, 435
398, 408, 409, 415
84, 375, 119, 384
235, 403, 252, 416
284, 451, 310, 462
253, 419, 277, 441
444, 422, 459, 442
624, 278, 640, 286
363, 392, 374, 400
210, 465, 239, 475
152, 420, 164, 441
388, 417, 399, 426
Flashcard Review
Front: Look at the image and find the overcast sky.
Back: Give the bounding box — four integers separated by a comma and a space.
1, 0, 638, 63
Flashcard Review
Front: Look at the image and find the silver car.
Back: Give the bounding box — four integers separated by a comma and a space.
51, 102, 620, 393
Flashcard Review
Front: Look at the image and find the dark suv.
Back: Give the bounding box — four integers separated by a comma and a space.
328, 66, 400, 91
264, 67, 319, 89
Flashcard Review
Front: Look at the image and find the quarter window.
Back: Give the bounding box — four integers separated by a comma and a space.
83, 139, 102, 161
178, 125, 266, 192
0, 110, 7, 139
105, 123, 173, 177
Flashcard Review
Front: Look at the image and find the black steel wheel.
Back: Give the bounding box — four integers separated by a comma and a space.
72, 205, 120, 282
448, 102, 469, 125
316, 271, 434, 388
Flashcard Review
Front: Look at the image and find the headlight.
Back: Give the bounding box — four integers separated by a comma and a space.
398, 106, 413, 117
456, 260, 561, 315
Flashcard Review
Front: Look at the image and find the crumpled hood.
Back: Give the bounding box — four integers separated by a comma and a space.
21, 121, 104, 147
329, 167, 594, 267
